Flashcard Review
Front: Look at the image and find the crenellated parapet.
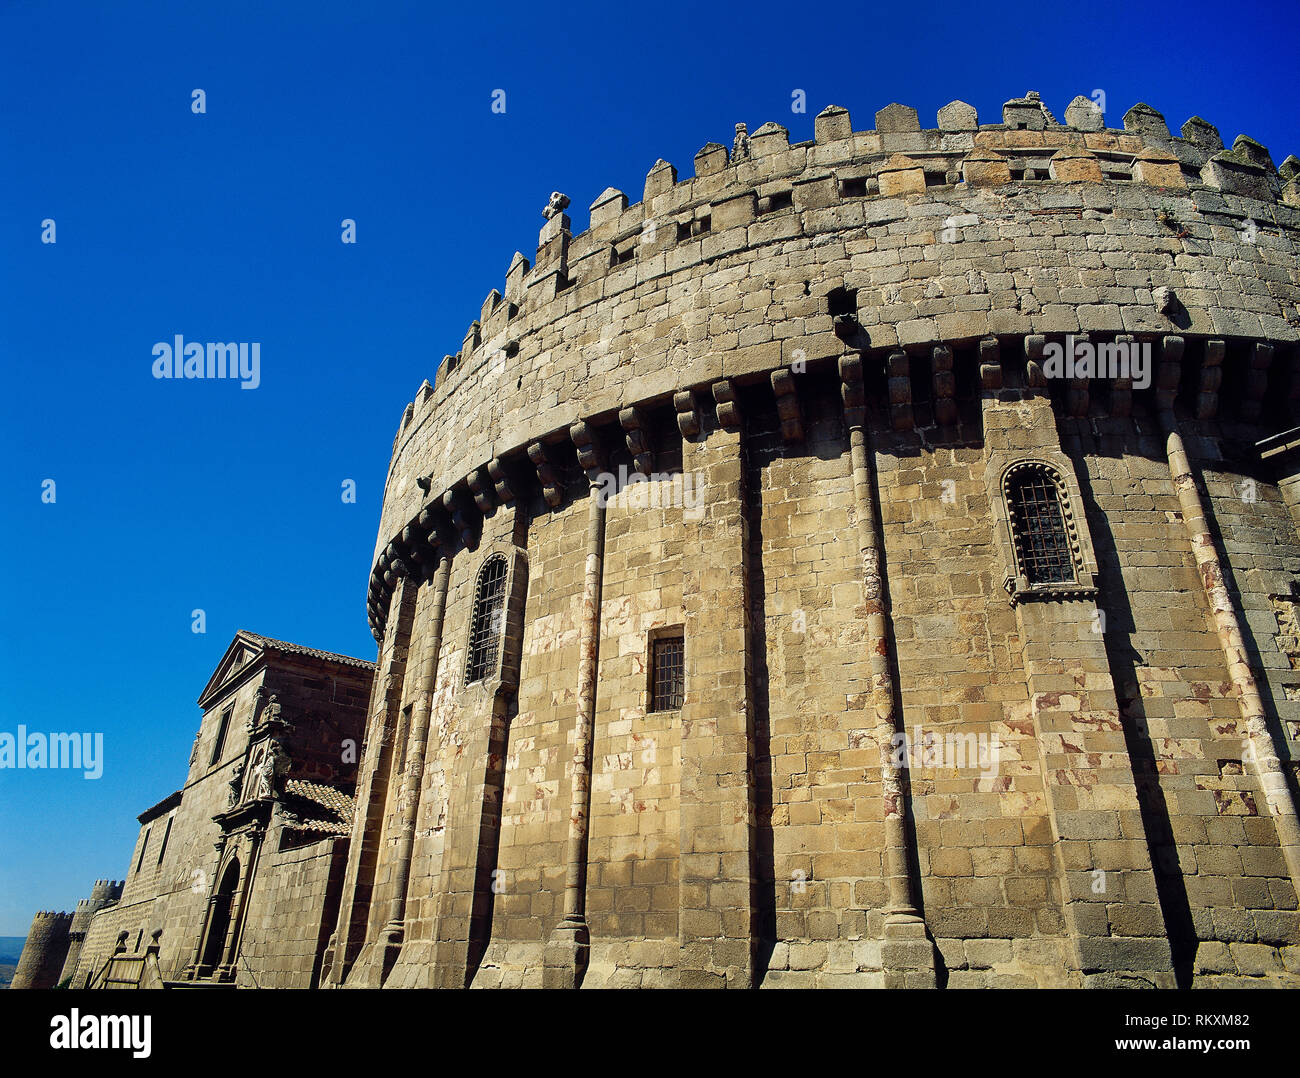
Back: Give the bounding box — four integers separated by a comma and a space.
56, 878, 124, 985
366, 90, 1300, 642
11, 910, 74, 990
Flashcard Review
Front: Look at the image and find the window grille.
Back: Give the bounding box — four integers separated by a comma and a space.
466, 555, 508, 683
1007, 468, 1075, 584
650, 635, 685, 712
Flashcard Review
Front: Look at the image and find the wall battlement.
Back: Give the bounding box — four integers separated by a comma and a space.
399, 92, 1297, 449
365, 90, 1300, 645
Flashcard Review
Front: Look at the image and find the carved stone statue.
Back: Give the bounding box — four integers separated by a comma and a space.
256, 741, 286, 800
732, 123, 751, 162
542, 191, 570, 221
227, 761, 245, 808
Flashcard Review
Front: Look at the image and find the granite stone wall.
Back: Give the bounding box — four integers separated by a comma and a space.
333, 91, 1300, 988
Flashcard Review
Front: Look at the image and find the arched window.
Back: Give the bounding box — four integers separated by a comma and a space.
1005, 464, 1075, 585
466, 555, 509, 683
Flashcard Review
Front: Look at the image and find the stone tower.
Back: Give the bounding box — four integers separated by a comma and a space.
323, 90, 1300, 989
11, 910, 73, 990
57, 879, 123, 986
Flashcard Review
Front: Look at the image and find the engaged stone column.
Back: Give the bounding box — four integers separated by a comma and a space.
676, 384, 757, 987
431, 526, 527, 989
325, 570, 416, 986
363, 551, 453, 984
1156, 336, 1300, 892
982, 346, 1173, 987
840, 354, 935, 988
544, 424, 607, 988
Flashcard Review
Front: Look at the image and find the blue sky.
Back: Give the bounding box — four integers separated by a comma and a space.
0, 0, 1295, 935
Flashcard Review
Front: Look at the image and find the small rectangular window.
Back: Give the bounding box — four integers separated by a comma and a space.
758, 190, 793, 215
649, 635, 685, 712
839, 177, 868, 198
210, 706, 234, 766
675, 217, 711, 242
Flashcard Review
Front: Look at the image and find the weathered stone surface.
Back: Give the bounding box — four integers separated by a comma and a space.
814, 105, 851, 143
937, 100, 978, 132
1124, 102, 1170, 138
52, 91, 1300, 994
875, 102, 920, 133
1064, 95, 1104, 132
61, 633, 374, 989
1049, 147, 1103, 183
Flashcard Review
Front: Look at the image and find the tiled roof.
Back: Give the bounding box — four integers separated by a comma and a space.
237, 631, 375, 671
281, 779, 355, 835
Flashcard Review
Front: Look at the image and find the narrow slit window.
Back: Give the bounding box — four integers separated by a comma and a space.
466, 555, 509, 684
136, 827, 151, 873
650, 635, 685, 712
210, 705, 233, 766
157, 815, 173, 864
1007, 468, 1075, 585
396, 704, 412, 775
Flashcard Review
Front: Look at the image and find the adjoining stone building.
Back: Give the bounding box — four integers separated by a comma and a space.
68, 631, 373, 988
324, 92, 1300, 989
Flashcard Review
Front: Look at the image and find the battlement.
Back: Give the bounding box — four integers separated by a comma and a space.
389, 90, 1296, 452
75, 879, 124, 915
365, 89, 1300, 643
29, 910, 74, 925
